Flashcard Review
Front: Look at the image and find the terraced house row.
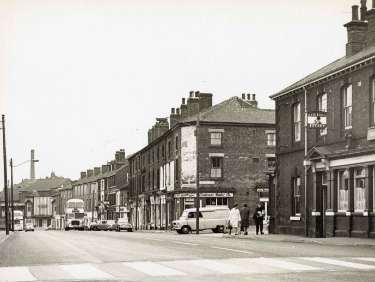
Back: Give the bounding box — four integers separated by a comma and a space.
128, 92, 275, 230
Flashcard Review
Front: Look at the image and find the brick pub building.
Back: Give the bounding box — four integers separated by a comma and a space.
129, 92, 275, 230
271, 1, 375, 237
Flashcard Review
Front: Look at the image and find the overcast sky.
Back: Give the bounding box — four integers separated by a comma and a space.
0, 0, 357, 185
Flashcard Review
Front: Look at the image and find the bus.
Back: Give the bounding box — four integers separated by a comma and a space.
65, 199, 86, 231
14, 210, 24, 231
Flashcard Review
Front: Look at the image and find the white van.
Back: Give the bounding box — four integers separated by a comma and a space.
172, 206, 229, 234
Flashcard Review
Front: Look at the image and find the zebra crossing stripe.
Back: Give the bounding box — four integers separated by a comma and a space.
255, 258, 320, 271
59, 264, 114, 280
353, 257, 375, 263
123, 261, 186, 276
0, 266, 36, 282
301, 257, 375, 270
187, 259, 251, 274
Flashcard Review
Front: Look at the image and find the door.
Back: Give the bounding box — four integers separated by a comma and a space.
316, 172, 327, 238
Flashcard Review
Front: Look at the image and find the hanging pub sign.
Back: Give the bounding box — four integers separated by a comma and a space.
307, 111, 327, 129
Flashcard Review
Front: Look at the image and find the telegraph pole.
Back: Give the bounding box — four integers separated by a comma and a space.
2, 115, 9, 235
196, 93, 200, 234
10, 158, 14, 231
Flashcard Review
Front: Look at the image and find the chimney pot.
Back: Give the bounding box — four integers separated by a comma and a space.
352, 5, 359, 21
247, 94, 251, 100
195, 91, 200, 97
373, 0, 375, 9
189, 91, 194, 98
176, 108, 180, 115
182, 98, 186, 104
171, 108, 175, 114
242, 93, 246, 99
252, 94, 256, 101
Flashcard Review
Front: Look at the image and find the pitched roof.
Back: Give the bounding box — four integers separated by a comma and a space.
15, 176, 72, 192
72, 164, 127, 186
181, 96, 275, 125
307, 143, 375, 160
271, 46, 375, 99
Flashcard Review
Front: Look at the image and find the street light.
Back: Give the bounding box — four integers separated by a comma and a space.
1, 115, 9, 235
9, 157, 39, 231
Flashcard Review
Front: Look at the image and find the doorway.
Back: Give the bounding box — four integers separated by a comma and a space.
316, 172, 328, 237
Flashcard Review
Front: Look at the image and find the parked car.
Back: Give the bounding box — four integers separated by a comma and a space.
91, 220, 111, 231
114, 217, 133, 232
172, 206, 229, 234
24, 222, 35, 232
107, 220, 117, 231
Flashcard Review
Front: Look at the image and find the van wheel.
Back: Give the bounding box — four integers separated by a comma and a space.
176, 230, 182, 234
181, 226, 191, 234
65, 227, 69, 231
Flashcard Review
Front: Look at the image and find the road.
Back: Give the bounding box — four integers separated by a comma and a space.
0, 230, 375, 281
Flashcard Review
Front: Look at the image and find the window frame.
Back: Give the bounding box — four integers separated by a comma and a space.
292, 177, 301, 216
210, 132, 222, 146
293, 102, 301, 142
371, 78, 375, 126
266, 132, 276, 146
354, 167, 366, 212
210, 156, 223, 178
337, 169, 350, 212
342, 84, 353, 129
318, 92, 328, 136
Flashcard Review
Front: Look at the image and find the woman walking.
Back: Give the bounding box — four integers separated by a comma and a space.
228, 203, 241, 235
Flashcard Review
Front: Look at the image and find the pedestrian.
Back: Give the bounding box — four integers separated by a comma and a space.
253, 202, 264, 235
228, 203, 241, 235
240, 203, 250, 235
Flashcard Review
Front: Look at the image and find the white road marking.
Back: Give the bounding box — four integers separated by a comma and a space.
171, 241, 199, 246
256, 258, 320, 271
0, 266, 36, 282
59, 264, 114, 280
301, 257, 375, 270
124, 261, 186, 276
188, 259, 250, 274
211, 246, 254, 254
145, 238, 165, 242
353, 257, 375, 263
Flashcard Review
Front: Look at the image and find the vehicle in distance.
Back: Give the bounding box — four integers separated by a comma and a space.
91, 220, 113, 231
114, 217, 133, 232
14, 210, 24, 231
172, 206, 229, 234
24, 219, 34, 232
65, 199, 86, 231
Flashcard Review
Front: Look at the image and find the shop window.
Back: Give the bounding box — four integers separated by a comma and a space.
293, 102, 301, 142
354, 167, 366, 211
266, 132, 276, 146
338, 169, 349, 211
292, 177, 301, 216
342, 85, 352, 129
318, 93, 328, 135
322, 172, 328, 186
210, 157, 223, 178
210, 132, 222, 146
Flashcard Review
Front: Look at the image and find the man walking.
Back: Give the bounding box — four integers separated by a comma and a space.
228, 203, 241, 235
253, 202, 264, 235
240, 204, 250, 235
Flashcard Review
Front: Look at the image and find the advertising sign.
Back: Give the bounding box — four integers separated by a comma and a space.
307, 111, 327, 128
181, 126, 197, 188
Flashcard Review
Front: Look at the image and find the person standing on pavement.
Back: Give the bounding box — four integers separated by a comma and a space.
253, 202, 264, 235
240, 204, 250, 235
228, 203, 241, 235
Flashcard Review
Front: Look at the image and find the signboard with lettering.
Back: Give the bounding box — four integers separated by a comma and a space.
307, 111, 327, 129
174, 192, 234, 198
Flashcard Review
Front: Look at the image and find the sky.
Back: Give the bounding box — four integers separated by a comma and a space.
0, 0, 357, 185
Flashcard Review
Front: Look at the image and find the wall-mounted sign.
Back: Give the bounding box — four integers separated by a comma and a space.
174, 192, 233, 198
307, 111, 327, 129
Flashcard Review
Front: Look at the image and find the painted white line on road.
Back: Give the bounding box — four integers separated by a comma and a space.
59, 264, 114, 280
210, 246, 254, 254
256, 258, 320, 272
171, 241, 199, 246
0, 267, 36, 282
124, 261, 186, 276
301, 257, 375, 270
145, 238, 165, 242
188, 259, 249, 274
353, 257, 375, 263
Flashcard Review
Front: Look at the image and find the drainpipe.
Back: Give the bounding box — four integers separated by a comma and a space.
303, 86, 309, 237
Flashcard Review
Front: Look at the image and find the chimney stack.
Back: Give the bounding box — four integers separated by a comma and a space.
180, 97, 188, 119
94, 167, 101, 175
187, 91, 199, 117
344, 5, 368, 56
366, 0, 375, 47
242, 93, 246, 100
87, 169, 94, 178
80, 171, 87, 179
115, 149, 126, 163
30, 149, 35, 180
170, 107, 180, 128
361, 0, 368, 20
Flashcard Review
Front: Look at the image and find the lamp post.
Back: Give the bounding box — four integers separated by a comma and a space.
195, 94, 200, 235
1, 115, 9, 235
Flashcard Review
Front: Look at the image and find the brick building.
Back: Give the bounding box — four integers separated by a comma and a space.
129, 92, 275, 230
271, 1, 375, 237
71, 149, 130, 223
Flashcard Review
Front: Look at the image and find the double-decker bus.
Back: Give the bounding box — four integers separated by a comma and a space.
14, 210, 24, 231
65, 199, 85, 231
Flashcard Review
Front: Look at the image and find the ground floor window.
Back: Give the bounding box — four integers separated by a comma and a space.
292, 177, 301, 216
354, 167, 366, 211
338, 169, 349, 211
205, 197, 228, 206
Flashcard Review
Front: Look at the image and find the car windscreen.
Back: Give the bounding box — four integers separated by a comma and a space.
75, 213, 85, 219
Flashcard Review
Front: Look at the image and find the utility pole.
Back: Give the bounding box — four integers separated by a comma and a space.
196, 93, 200, 235
303, 87, 309, 237
2, 115, 9, 235
10, 158, 14, 231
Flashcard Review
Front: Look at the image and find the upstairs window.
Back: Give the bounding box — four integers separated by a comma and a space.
318, 93, 328, 136
293, 103, 301, 142
210, 132, 222, 146
343, 85, 352, 129
210, 157, 223, 178
266, 132, 276, 146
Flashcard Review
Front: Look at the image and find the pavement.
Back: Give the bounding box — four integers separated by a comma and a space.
1, 230, 374, 281
0, 231, 12, 245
